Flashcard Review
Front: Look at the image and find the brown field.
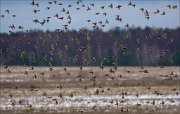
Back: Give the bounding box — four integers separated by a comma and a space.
0, 66, 180, 114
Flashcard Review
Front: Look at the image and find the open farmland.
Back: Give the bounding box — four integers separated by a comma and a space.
0, 66, 179, 114
1, 0, 180, 114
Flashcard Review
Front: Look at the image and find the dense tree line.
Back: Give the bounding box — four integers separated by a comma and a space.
0, 27, 180, 66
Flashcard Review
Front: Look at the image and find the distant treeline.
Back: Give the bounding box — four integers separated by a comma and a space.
0, 27, 180, 66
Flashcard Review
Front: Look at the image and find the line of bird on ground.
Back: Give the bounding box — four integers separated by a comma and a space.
2, 65, 179, 113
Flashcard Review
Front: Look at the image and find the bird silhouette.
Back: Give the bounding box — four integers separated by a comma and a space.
154, 9, 160, 14
116, 5, 122, 10
108, 3, 113, 8
5, 9, 10, 14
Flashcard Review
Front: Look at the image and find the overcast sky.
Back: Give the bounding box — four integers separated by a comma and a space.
0, 0, 179, 33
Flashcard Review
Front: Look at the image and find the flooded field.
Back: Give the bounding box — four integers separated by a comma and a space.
0, 66, 180, 114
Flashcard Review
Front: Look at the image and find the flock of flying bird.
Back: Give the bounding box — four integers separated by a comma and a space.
0, 0, 179, 113
0, 0, 178, 33
0, 0, 178, 66
2, 65, 179, 113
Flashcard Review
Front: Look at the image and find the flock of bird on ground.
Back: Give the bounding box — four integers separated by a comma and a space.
2, 65, 179, 113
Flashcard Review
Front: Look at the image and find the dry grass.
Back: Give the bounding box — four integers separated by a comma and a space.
0, 66, 180, 114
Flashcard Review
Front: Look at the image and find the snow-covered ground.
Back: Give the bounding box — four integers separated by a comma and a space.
0, 94, 179, 110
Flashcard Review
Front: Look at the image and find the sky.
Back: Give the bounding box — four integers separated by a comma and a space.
0, 0, 179, 33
